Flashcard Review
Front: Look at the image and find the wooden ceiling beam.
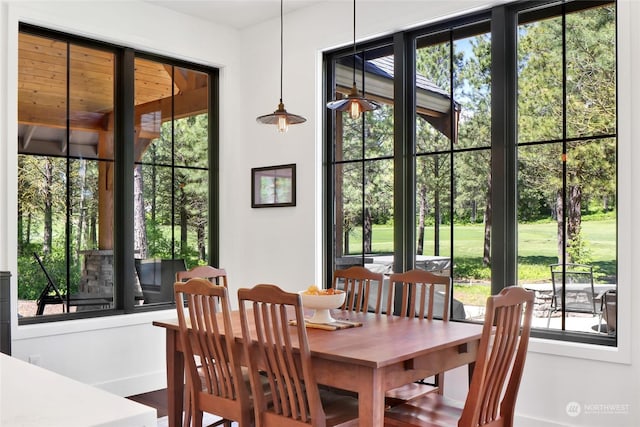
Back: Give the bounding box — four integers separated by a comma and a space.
21, 125, 36, 149
134, 86, 208, 129
18, 107, 109, 132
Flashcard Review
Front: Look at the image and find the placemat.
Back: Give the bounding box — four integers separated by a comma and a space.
289, 318, 363, 331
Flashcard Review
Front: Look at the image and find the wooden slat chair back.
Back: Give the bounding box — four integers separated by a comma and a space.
384, 286, 535, 427
332, 266, 384, 313
176, 265, 228, 288
238, 284, 359, 427
174, 278, 252, 427
387, 269, 451, 320
384, 269, 452, 398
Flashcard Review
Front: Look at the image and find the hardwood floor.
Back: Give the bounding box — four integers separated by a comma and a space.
127, 388, 168, 418
126, 388, 233, 425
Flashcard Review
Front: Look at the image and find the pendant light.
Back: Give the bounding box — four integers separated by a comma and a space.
256, 0, 306, 133
326, 0, 379, 120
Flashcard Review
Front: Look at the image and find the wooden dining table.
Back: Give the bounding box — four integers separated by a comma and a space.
153, 309, 483, 427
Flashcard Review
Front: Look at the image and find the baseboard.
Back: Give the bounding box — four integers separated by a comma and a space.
92, 369, 167, 397
515, 413, 572, 427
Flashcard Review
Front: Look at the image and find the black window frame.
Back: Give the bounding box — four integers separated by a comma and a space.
323, 0, 617, 346
17, 23, 219, 324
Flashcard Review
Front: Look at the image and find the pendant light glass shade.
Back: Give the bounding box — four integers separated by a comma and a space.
326, 0, 379, 118
256, 0, 306, 132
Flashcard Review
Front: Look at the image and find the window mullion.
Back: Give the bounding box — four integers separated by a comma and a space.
114, 48, 136, 312
393, 32, 415, 275
490, 4, 519, 295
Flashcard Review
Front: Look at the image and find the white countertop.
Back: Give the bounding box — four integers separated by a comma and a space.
0, 353, 157, 427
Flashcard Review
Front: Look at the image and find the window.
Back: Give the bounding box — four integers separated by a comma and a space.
327, 42, 396, 277
17, 25, 218, 321
133, 56, 212, 306
516, 2, 617, 338
324, 0, 616, 345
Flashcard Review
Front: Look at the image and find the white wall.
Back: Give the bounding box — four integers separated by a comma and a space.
0, 0, 638, 425
0, 0, 246, 396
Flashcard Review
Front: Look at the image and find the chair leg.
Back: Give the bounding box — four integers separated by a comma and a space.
193, 409, 203, 427
183, 377, 192, 427
182, 393, 188, 427
435, 372, 444, 395
598, 313, 603, 333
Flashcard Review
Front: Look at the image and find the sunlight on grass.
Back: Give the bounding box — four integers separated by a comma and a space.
347, 219, 616, 282
454, 283, 491, 307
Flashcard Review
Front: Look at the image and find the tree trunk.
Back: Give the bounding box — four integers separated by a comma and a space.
433, 157, 440, 256
556, 189, 564, 264
417, 183, 427, 255
343, 224, 350, 255
76, 160, 87, 253
197, 224, 205, 261
43, 159, 53, 255
26, 212, 32, 247
180, 186, 188, 254
364, 207, 372, 254
18, 203, 23, 255
151, 149, 157, 225
133, 164, 147, 259
90, 215, 97, 248
566, 184, 582, 263
482, 172, 492, 266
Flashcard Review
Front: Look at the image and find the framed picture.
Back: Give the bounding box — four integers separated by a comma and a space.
251, 164, 296, 208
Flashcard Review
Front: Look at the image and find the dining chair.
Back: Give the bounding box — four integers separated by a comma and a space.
238, 284, 360, 427
384, 268, 452, 400
384, 286, 535, 427
174, 278, 253, 427
176, 265, 228, 288
333, 266, 384, 313
386, 269, 451, 321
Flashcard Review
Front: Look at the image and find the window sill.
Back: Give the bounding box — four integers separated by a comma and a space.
528, 334, 630, 365
14, 308, 177, 341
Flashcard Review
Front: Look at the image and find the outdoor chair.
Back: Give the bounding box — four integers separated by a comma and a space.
602, 289, 617, 334
238, 284, 359, 427
174, 278, 253, 427
34, 252, 111, 315
384, 286, 535, 427
137, 258, 186, 304
547, 263, 602, 330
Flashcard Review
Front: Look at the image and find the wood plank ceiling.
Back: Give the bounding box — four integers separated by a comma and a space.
18, 32, 207, 159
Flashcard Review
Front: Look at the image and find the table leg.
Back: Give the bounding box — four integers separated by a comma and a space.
355, 367, 384, 426
165, 328, 184, 427
468, 361, 476, 386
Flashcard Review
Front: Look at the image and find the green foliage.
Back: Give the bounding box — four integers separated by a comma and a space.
18, 245, 81, 300
145, 218, 175, 259
566, 231, 593, 265
453, 257, 491, 281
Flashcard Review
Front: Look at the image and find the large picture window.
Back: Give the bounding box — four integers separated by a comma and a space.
324, 0, 616, 345
17, 25, 218, 321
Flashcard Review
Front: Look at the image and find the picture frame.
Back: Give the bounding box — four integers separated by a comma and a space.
251, 164, 296, 208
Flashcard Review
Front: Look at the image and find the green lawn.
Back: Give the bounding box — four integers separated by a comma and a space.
346, 218, 616, 282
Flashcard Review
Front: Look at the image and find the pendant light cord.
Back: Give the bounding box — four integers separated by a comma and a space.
280, 0, 284, 103
352, 0, 356, 86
